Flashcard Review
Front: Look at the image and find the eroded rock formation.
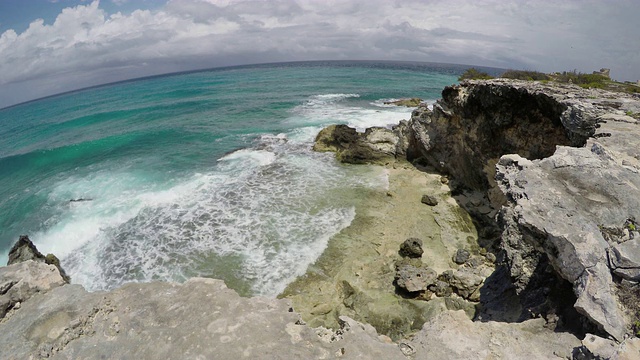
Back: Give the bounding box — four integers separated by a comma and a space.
404, 80, 640, 341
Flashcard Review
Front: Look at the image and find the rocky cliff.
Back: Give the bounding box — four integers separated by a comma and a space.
2, 80, 640, 359
401, 79, 640, 342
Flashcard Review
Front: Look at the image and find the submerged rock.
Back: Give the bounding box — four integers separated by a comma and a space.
384, 98, 422, 107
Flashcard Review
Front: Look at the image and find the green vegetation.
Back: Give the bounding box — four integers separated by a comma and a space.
627, 85, 640, 93
458, 68, 493, 81
499, 70, 550, 81
553, 71, 608, 89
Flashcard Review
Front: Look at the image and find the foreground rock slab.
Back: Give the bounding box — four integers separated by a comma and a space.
407, 310, 581, 359
0, 261, 406, 359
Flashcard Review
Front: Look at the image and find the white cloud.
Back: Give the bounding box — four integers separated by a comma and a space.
0, 0, 639, 108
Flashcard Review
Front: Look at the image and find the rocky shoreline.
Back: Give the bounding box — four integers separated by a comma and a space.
2, 79, 640, 358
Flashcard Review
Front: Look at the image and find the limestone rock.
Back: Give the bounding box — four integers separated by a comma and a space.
428, 280, 453, 297
407, 310, 581, 360
384, 98, 422, 107
404, 79, 640, 340
399, 238, 424, 258
395, 264, 437, 293
609, 240, 640, 281
0, 276, 406, 359
449, 268, 484, 301
452, 249, 470, 265
0, 260, 66, 319
312, 124, 405, 164
576, 333, 640, 360
420, 194, 438, 206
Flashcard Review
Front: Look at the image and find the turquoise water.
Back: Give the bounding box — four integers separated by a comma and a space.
0, 61, 461, 296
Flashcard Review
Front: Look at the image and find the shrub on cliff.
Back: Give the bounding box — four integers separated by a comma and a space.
500, 70, 550, 81
555, 71, 608, 88
458, 68, 493, 81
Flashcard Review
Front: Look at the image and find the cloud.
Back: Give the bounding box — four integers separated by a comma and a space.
0, 0, 639, 108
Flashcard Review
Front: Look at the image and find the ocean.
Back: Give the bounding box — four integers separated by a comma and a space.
0, 61, 463, 296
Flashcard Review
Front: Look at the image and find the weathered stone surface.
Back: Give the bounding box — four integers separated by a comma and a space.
405, 79, 640, 340
399, 237, 424, 258
395, 264, 437, 292
449, 268, 484, 301
312, 124, 404, 164
609, 239, 640, 281
576, 333, 640, 360
0, 268, 406, 359
0, 260, 66, 320
7, 235, 44, 265
452, 249, 470, 264
407, 310, 581, 360
428, 280, 453, 297
420, 194, 438, 206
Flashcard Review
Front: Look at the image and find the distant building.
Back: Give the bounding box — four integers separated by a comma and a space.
593, 68, 611, 79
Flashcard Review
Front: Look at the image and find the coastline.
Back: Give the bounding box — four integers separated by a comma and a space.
280, 159, 485, 339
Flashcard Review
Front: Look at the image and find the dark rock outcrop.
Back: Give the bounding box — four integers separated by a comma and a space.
313, 124, 406, 164
7, 235, 70, 283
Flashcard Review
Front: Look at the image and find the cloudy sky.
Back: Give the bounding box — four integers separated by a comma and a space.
0, 0, 638, 109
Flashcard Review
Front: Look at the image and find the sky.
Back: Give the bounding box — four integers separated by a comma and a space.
0, 0, 639, 109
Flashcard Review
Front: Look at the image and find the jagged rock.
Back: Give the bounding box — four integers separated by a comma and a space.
0, 261, 66, 319
384, 98, 422, 107
405, 79, 640, 340
399, 238, 424, 258
452, 249, 470, 264
312, 124, 359, 153
609, 240, 640, 282
407, 310, 581, 360
420, 194, 438, 206
7, 235, 70, 283
395, 264, 437, 293
312, 124, 404, 164
7, 235, 44, 265
448, 268, 484, 301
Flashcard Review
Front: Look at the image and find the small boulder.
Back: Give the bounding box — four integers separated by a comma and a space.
449, 268, 484, 300
399, 238, 424, 258
420, 195, 438, 206
395, 264, 437, 293
428, 280, 453, 297
452, 249, 470, 265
